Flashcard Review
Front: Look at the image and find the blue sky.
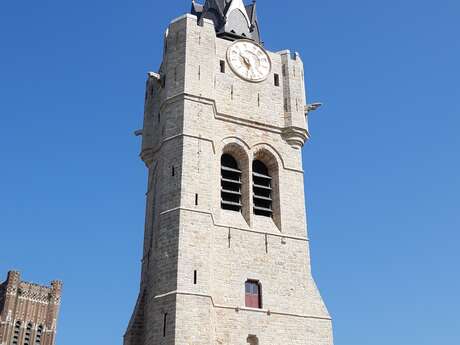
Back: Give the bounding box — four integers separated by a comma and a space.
0, 0, 459, 344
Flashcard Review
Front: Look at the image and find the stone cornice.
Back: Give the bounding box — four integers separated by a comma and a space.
158, 92, 310, 140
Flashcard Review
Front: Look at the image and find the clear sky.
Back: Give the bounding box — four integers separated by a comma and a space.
0, 0, 459, 344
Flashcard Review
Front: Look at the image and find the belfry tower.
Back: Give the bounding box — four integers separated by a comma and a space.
0, 271, 62, 345
125, 1, 334, 344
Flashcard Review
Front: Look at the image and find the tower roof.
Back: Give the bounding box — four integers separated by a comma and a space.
191, 0, 262, 44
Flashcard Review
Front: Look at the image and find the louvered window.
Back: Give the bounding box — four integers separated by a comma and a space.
11, 321, 21, 345
221, 154, 242, 212
35, 325, 43, 345
24, 323, 32, 345
252, 160, 272, 217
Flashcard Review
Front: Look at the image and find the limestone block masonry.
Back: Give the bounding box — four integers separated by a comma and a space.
0, 271, 62, 345
124, 10, 334, 345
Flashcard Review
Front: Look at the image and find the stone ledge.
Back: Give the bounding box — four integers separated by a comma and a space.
153, 290, 332, 321
159, 207, 309, 242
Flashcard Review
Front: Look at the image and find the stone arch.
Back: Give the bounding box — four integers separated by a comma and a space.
251, 142, 284, 170
222, 136, 251, 150
221, 142, 250, 224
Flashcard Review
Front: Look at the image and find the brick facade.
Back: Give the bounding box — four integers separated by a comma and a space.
0, 271, 62, 345
124, 11, 334, 345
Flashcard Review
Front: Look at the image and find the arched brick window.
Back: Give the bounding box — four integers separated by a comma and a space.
11, 321, 21, 345
245, 280, 262, 309
221, 154, 242, 212
35, 325, 43, 345
24, 323, 33, 345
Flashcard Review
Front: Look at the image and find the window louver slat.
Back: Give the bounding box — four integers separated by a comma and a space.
252, 172, 272, 179
222, 189, 242, 196
221, 178, 242, 184
221, 166, 242, 174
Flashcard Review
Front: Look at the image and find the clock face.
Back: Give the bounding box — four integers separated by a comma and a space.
227, 40, 272, 82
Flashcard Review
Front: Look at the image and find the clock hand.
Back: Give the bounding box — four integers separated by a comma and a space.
242, 55, 251, 67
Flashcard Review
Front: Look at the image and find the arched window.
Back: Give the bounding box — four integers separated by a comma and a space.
35, 325, 43, 345
221, 154, 242, 212
252, 160, 272, 217
11, 321, 21, 345
24, 323, 33, 345
245, 280, 262, 309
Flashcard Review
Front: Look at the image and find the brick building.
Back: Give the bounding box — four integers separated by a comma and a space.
125, 0, 334, 344
0, 271, 62, 345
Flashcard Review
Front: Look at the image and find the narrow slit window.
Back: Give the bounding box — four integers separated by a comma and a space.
274, 73, 280, 87
252, 160, 273, 217
163, 313, 168, 337
194, 270, 197, 284
245, 280, 262, 309
172, 166, 175, 176
175, 32, 180, 46
195, 194, 199, 206
221, 154, 242, 212
220, 60, 226, 73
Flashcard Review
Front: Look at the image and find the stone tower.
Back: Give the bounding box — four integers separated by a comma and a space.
0, 271, 62, 345
125, 1, 334, 344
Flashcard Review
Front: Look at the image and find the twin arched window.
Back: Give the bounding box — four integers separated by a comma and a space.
221, 153, 273, 217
